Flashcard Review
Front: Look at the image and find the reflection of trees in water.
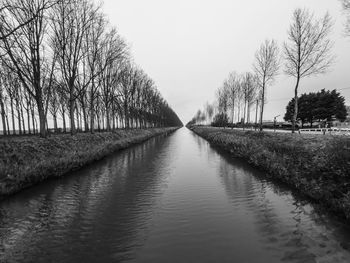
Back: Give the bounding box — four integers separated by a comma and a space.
218, 157, 281, 241
0, 134, 177, 262
216, 152, 350, 262
197, 134, 292, 250
191, 132, 219, 165
190, 130, 208, 154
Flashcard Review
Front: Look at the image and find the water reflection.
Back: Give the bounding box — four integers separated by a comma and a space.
0, 134, 175, 262
0, 128, 350, 263
216, 147, 350, 262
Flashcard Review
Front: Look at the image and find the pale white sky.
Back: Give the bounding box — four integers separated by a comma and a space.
103, 0, 350, 123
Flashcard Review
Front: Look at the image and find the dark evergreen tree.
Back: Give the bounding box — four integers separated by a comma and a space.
284, 89, 347, 127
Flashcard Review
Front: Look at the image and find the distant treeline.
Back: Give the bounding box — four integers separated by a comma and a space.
0, 0, 182, 138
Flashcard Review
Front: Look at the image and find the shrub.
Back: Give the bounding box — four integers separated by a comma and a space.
211, 113, 229, 127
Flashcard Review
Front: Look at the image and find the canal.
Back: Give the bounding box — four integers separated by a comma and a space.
1, 128, 350, 262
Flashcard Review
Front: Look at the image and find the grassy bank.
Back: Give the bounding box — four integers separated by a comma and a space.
0, 127, 178, 197
189, 125, 350, 219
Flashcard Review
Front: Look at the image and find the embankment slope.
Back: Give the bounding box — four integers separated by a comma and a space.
0, 127, 178, 197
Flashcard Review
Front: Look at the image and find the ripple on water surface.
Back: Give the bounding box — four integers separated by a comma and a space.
1, 128, 350, 263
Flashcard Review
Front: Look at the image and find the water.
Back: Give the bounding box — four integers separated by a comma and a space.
1, 128, 350, 263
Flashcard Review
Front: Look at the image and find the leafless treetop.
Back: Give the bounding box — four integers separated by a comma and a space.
253, 39, 279, 89
283, 8, 334, 79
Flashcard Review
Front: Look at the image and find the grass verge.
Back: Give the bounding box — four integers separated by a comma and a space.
0, 127, 178, 197
189, 125, 350, 219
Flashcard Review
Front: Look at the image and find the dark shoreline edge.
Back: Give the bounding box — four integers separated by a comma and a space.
188, 125, 350, 220
0, 127, 180, 198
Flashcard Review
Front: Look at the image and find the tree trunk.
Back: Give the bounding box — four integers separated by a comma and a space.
247, 104, 251, 124
69, 97, 76, 135
0, 94, 6, 135
31, 107, 36, 134
112, 112, 116, 131
10, 98, 15, 134
53, 112, 58, 132
6, 113, 10, 135
26, 107, 31, 134
106, 108, 111, 131
81, 101, 88, 132
90, 91, 95, 134
237, 103, 240, 123
16, 99, 22, 135
259, 83, 265, 131
75, 103, 80, 132
255, 99, 259, 131
62, 108, 66, 133
97, 114, 101, 132
243, 99, 247, 130
102, 111, 105, 131
20, 102, 26, 134
79, 107, 83, 131
124, 101, 128, 129
231, 98, 235, 125
292, 77, 300, 133
37, 98, 47, 137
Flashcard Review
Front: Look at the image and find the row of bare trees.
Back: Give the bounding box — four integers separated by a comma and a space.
190, 7, 335, 132
216, 72, 261, 127
0, 0, 182, 137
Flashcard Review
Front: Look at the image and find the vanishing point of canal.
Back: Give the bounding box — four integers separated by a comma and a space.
1, 128, 350, 263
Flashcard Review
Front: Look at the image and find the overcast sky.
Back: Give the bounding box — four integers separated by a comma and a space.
102, 0, 350, 123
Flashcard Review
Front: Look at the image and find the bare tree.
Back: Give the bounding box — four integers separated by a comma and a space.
253, 39, 279, 131
139, 78, 154, 128
243, 72, 257, 125
235, 77, 244, 123
226, 72, 240, 124
0, 0, 56, 137
98, 29, 128, 132
133, 72, 151, 128
284, 8, 334, 132
217, 84, 229, 116
204, 102, 214, 124
51, 0, 98, 135
118, 63, 136, 128
84, 11, 106, 133
241, 72, 257, 126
